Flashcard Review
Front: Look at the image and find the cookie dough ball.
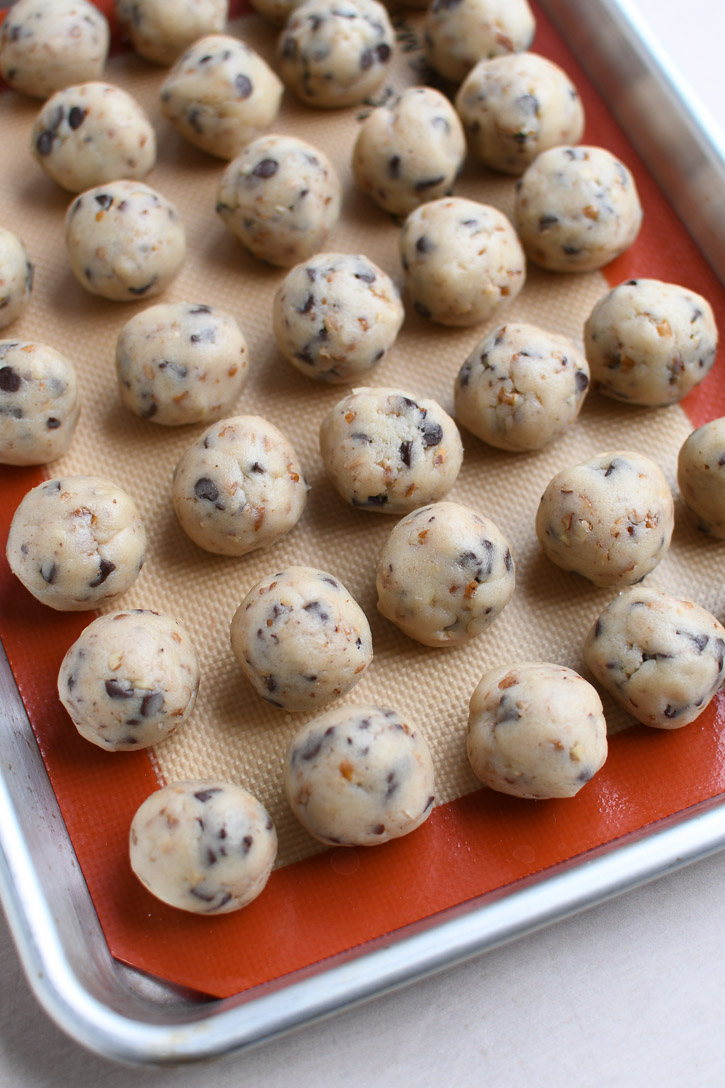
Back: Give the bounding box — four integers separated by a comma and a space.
0, 340, 80, 465
58, 610, 200, 751
277, 0, 394, 109
320, 386, 463, 514
173, 414, 308, 556
535, 450, 674, 587
455, 52, 584, 175
424, 0, 536, 85
160, 35, 283, 160
230, 566, 373, 711
130, 781, 277, 914
0, 0, 109, 99
249, 0, 304, 26
400, 197, 525, 327
467, 661, 608, 799
115, 0, 228, 67
272, 252, 403, 384
115, 301, 248, 425
352, 86, 466, 217
30, 82, 156, 192
453, 322, 590, 451
0, 230, 34, 331
65, 181, 186, 301
216, 135, 342, 267
584, 279, 718, 406
678, 418, 725, 538
515, 145, 643, 272
6, 475, 147, 611
283, 704, 435, 846
376, 501, 515, 646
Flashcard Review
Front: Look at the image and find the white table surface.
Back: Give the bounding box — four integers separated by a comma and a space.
3, 2, 725, 1085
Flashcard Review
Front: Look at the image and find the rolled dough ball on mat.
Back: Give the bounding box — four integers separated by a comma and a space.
0, 339, 80, 465
0, 0, 109, 98
0, 229, 34, 330
423, 0, 536, 84
678, 418, 725, 538
114, 0, 228, 66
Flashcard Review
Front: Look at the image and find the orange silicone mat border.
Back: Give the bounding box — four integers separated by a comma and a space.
3, 0, 725, 1000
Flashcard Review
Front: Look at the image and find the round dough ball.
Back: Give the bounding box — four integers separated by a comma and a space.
6, 475, 147, 611
376, 501, 515, 646
130, 780, 277, 914
216, 135, 342, 267
0, 340, 80, 465
58, 610, 200, 751
173, 414, 308, 556
115, 301, 249, 425
514, 145, 643, 272
455, 52, 584, 175
584, 279, 718, 406
453, 322, 590, 451
319, 386, 463, 514
677, 418, 725, 538
114, 0, 228, 67
230, 566, 373, 711
583, 586, 725, 730
424, 0, 536, 85
467, 661, 608, 799
30, 82, 156, 192
352, 86, 466, 217
283, 704, 435, 846
400, 198, 525, 327
249, 0, 304, 26
65, 181, 186, 301
272, 252, 404, 383
277, 0, 394, 109
535, 450, 674, 587
0, 229, 34, 331
159, 35, 283, 160
0, 0, 109, 99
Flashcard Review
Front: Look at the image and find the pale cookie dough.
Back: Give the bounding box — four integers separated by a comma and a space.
455, 52, 584, 175
230, 566, 373, 710
130, 780, 277, 914
0, 340, 80, 465
399, 197, 525, 326
6, 475, 147, 611
467, 661, 608, 799
272, 252, 404, 383
115, 301, 249, 425
677, 418, 725, 538
277, 0, 394, 109
535, 450, 674, 587
376, 501, 515, 646
65, 181, 186, 301
58, 610, 200, 751
515, 145, 643, 272
352, 86, 466, 217
319, 386, 463, 513
115, 0, 228, 67
249, 0, 304, 26
30, 82, 156, 192
283, 704, 435, 846
584, 279, 718, 405
0, 230, 34, 331
423, 0, 536, 85
453, 322, 590, 451
160, 35, 284, 160
0, 0, 109, 99
173, 414, 308, 556
216, 135, 342, 267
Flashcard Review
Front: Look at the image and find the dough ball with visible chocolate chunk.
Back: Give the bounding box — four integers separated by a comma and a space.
216, 134, 342, 267
114, 0, 227, 67
424, 0, 536, 85
58, 610, 200, 751
678, 418, 725, 538
6, 475, 147, 611
0, 340, 80, 465
130, 781, 277, 914
283, 704, 435, 846
319, 386, 463, 514
230, 566, 373, 711
0, 229, 34, 331
467, 661, 608, 799
583, 586, 725, 730
0, 0, 109, 99
535, 450, 674, 587
273, 252, 403, 383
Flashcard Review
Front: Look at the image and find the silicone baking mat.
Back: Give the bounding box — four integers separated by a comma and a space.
2, 0, 725, 1000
